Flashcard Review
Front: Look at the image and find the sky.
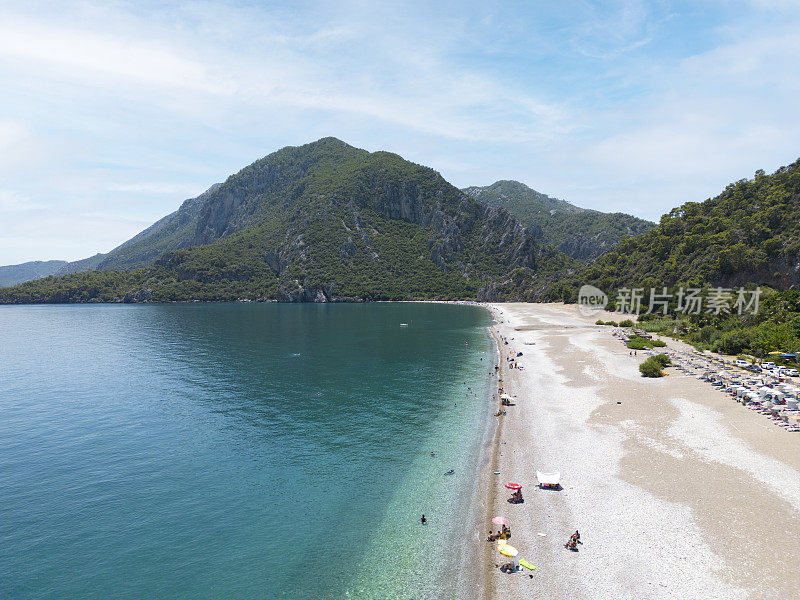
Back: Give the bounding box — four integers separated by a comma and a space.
2, 0, 800, 264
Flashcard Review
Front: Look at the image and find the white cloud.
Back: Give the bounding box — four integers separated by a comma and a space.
0, 6, 567, 145
0, 189, 45, 212
566, 0, 655, 58
547, 19, 800, 219
0, 17, 220, 93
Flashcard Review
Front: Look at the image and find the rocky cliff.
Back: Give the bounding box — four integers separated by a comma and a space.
465, 180, 654, 261
1, 138, 575, 303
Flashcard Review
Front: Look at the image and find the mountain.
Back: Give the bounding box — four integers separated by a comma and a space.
0, 260, 67, 287
463, 180, 654, 260
54, 253, 107, 276
544, 160, 800, 301
0, 138, 575, 303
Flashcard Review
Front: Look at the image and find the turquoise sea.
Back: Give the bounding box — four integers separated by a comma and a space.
0, 303, 493, 599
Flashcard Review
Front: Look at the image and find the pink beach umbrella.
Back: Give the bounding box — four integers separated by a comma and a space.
492, 516, 509, 525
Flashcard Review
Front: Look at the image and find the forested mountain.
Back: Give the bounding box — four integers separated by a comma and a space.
54, 253, 107, 276
464, 180, 654, 260
6, 140, 796, 306
543, 160, 800, 301
0, 138, 575, 303
0, 260, 67, 287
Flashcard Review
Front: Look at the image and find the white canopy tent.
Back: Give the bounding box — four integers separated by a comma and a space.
536, 471, 561, 488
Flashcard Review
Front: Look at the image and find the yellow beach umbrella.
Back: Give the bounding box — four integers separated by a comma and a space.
498, 544, 518, 557
498, 543, 520, 570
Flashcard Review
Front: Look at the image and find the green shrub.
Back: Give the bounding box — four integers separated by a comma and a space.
627, 337, 650, 350
639, 354, 670, 377
652, 353, 671, 367
714, 330, 753, 355
698, 325, 720, 344
596, 319, 606, 325
627, 335, 668, 350
619, 319, 635, 327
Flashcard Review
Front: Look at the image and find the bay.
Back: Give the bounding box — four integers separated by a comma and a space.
0, 303, 492, 599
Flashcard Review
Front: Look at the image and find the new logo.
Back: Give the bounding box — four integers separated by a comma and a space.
578, 284, 608, 316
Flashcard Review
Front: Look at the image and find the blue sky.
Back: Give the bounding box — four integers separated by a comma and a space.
2, 0, 800, 264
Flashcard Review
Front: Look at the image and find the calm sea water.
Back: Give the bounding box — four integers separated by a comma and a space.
0, 303, 492, 600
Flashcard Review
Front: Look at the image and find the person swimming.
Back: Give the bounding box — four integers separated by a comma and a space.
445, 469, 454, 475
420, 514, 427, 525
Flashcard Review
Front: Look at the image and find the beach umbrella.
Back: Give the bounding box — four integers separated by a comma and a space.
492, 516, 509, 525
505, 483, 522, 490
498, 543, 520, 569
498, 544, 518, 557
500, 394, 513, 400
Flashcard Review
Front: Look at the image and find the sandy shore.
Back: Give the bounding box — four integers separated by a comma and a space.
475, 302, 800, 600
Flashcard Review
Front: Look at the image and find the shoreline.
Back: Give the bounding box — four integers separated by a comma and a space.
479, 321, 508, 598
449, 319, 503, 600
336, 302, 499, 600
473, 302, 800, 600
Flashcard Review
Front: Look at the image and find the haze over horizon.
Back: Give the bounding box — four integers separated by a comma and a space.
2, 0, 800, 264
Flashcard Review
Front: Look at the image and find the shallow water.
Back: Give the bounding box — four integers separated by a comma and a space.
0, 303, 492, 599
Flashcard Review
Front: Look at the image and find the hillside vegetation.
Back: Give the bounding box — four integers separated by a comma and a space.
545, 160, 800, 301
464, 180, 653, 260
0, 138, 575, 303
0, 260, 67, 287
4, 142, 799, 314
629, 289, 800, 358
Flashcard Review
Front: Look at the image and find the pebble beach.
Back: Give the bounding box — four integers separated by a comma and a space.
475, 302, 800, 600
